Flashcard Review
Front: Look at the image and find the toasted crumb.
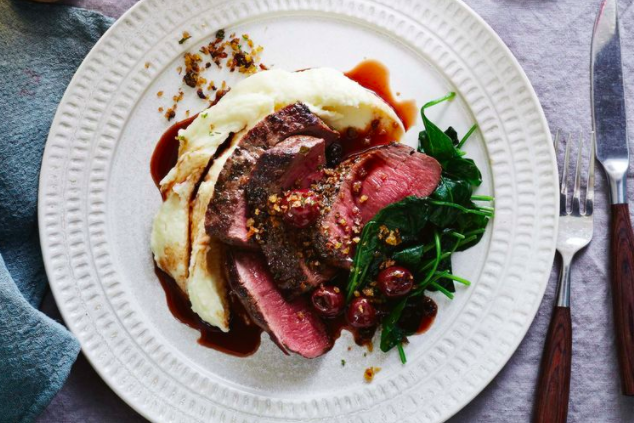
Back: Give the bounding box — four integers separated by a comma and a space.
196, 88, 207, 99
158, 107, 164, 113
183, 52, 203, 87
385, 229, 402, 246
144, 62, 150, 69
164, 107, 176, 120
172, 90, 184, 103
380, 259, 396, 270
359, 195, 369, 203
364, 367, 381, 383
160, 31, 267, 121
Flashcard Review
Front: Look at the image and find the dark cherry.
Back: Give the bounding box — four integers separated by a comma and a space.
281, 189, 321, 228
311, 286, 345, 318
346, 297, 377, 328
377, 266, 414, 298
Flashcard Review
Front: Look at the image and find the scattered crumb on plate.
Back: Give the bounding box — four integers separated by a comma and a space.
364, 367, 381, 383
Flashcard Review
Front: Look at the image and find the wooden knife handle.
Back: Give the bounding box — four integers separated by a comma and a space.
533, 306, 572, 423
610, 204, 634, 395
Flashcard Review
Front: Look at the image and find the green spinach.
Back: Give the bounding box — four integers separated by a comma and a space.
345, 92, 494, 363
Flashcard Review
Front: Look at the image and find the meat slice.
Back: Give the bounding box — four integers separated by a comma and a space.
206, 103, 339, 247
246, 135, 338, 296
313, 143, 442, 268
226, 249, 333, 358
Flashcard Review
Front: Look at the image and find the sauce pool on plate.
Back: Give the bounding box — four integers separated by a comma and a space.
155, 266, 263, 357
150, 114, 198, 190
345, 59, 417, 131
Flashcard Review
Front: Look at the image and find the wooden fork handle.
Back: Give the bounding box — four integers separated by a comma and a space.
534, 306, 572, 423
610, 204, 634, 395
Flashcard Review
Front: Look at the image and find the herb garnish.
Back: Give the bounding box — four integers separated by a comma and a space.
178, 31, 192, 45
345, 92, 493, 363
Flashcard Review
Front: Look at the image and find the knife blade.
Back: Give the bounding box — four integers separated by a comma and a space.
591, 0, 634, 396
592, 0, 629, 203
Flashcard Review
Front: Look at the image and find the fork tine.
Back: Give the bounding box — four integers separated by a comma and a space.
585, 132, 596, 216
572, 132, 584, 215
554, 129, 561, 153
560, 133, 572, 215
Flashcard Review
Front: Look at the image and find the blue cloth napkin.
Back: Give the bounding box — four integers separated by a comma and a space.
0, 2, 113, 422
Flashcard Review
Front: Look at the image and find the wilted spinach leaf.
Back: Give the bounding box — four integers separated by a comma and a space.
418, 92, 482, 187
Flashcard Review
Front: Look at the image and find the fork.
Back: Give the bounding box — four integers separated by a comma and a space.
533, 131, 595, 423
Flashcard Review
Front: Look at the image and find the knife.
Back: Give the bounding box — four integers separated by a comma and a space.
591, 0, 634, 396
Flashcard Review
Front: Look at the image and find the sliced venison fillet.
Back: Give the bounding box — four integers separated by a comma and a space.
226, 249, 333, 358
246, 135, 338, 296
313, 143, 442, 268
206, 103, 339, 247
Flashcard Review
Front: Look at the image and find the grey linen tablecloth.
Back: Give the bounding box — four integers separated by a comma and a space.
36, 0, 634, 421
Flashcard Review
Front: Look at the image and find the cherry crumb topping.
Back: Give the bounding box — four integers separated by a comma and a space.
377, 266, 414, 298
346, 297, 377, 328
311, 286, 345, 318
280, 189, 321, 229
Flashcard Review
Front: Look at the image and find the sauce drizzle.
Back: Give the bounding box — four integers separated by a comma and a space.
345, 59, 418, 131
338, 122, 395, 159
150, 114, 198, 190
416, 296, 438, 334
155, 267, 262, 356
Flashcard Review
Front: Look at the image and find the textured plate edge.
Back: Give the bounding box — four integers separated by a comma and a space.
434, 2, 558, 420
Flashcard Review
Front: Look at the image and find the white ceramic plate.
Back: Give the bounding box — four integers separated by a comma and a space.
39, 1, 558, 422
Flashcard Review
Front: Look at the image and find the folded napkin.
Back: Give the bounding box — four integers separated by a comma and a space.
0, 2, 113, 422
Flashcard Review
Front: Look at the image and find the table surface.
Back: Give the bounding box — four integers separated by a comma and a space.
37, 0, 634, 422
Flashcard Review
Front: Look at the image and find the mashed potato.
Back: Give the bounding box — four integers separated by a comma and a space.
151, 67, 403, 331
